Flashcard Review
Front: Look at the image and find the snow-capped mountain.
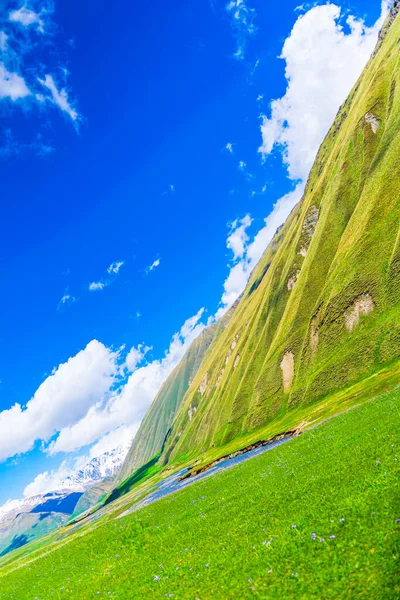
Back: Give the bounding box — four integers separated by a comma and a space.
61, 444, 129, 490
0, 491, 70, 523
0, 444, 129, 523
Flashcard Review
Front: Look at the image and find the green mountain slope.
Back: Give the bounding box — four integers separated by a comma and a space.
117, 324, 222, 483
162, 5, 400, 465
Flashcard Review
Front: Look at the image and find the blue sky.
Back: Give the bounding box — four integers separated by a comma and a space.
0, 0, 388, 505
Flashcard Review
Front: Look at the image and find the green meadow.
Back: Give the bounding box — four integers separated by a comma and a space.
1, 386, 399, 599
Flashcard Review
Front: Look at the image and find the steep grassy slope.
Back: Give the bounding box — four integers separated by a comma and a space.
1, 389, 399, 598
163, 6, 400, 465
117, 325, 218, 483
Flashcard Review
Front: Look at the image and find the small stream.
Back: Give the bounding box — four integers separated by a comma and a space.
120, 435, 292, 518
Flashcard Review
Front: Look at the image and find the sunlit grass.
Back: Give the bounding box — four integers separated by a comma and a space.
1, 388, 399, 599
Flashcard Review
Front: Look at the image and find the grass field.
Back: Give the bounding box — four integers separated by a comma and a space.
1, 387, 399, 599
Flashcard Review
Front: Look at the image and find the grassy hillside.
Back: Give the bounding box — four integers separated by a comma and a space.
162, 6, 400, 466
117, 326, 217, 483
117, 300, 241, 483
0, 388, 398, 598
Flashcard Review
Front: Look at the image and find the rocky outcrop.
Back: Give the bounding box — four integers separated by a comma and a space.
287, 270, 301, 291
280, 351, 295, 392
198, 372, 209, 395
344, 294, 375, 332
365, 112, 380, 133
298, 205, 319, 257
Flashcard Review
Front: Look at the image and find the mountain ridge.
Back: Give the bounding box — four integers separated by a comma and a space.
158, 6, 400, 466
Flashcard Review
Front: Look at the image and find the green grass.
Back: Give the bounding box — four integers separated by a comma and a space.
162, 11, 400, 466
1, 388, 399, 599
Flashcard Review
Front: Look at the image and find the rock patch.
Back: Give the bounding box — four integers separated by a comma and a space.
298, 205, 319, 257
365, 112, 380, 133
280, 351, 295, 393
344, 293, 375, 332
198, 372, 209, 395
287, 270, 301, 291
188, 405, 197, 422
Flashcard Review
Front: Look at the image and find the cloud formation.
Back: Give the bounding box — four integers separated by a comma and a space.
0, 341, 120, 462
88, 260, 125, 291
9, 6, 44, 33
47, 308, 205, 454
0, 0, 79, 134
107, 261, 124, 274
38, 74, 79, 122
0, 306, 205, 464
214, 1, 388, 319
146, 258, 160, 274
258, 2, 389, 180
226, 0, 257, 60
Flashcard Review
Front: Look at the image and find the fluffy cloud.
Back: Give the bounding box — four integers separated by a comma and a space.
226, 215, 252, 260
0, 62, 30, 100
0, 1, 79, 134
47, 309, 205, 454
259, 2, 389, 180
214, 2, 388, 319
89, 281, 107, 292
107, 261, 124, 274
125, 344, 150, 372
38, 74, 79, 122
226, 0, 257, 60
9, 6, 44, 33
0, 340, 120, 462
146, 258, 160, 274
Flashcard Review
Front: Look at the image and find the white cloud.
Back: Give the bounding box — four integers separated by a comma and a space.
0, 3, 80, 134
226, 215, 252, 260
9, 7, 44, 33
107, 261, 124, 274
214, 2, 388, 319
89, 281, 107, 291
0, 62, 30, 100
225, 142, 234, 154
47, 309, 205, 454
57, 292, 77, 310
146, 258, 160, 274
88, 424, 137, 460
125, 344, 150, 372
226, 0, 257, 60
0, 340, 120, 462
38, 74, 79, 122
23, 461, 76, 498
258, 2, 390, 180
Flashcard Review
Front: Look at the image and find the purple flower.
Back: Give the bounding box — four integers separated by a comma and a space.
311, 533, 316, 540
291, 525, 296, 529
319, 537, 324, 542
339, 518, 345, 523
154, 576, 161, 581
396, 518, 400, 524
329, 535, 336, 539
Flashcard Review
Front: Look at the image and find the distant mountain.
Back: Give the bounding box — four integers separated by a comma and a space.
158, 5, 400, 466
0, 444, 129, 556
62, 444, 130, 490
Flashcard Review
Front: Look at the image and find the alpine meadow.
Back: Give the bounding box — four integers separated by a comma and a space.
0, 1, 400, 599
